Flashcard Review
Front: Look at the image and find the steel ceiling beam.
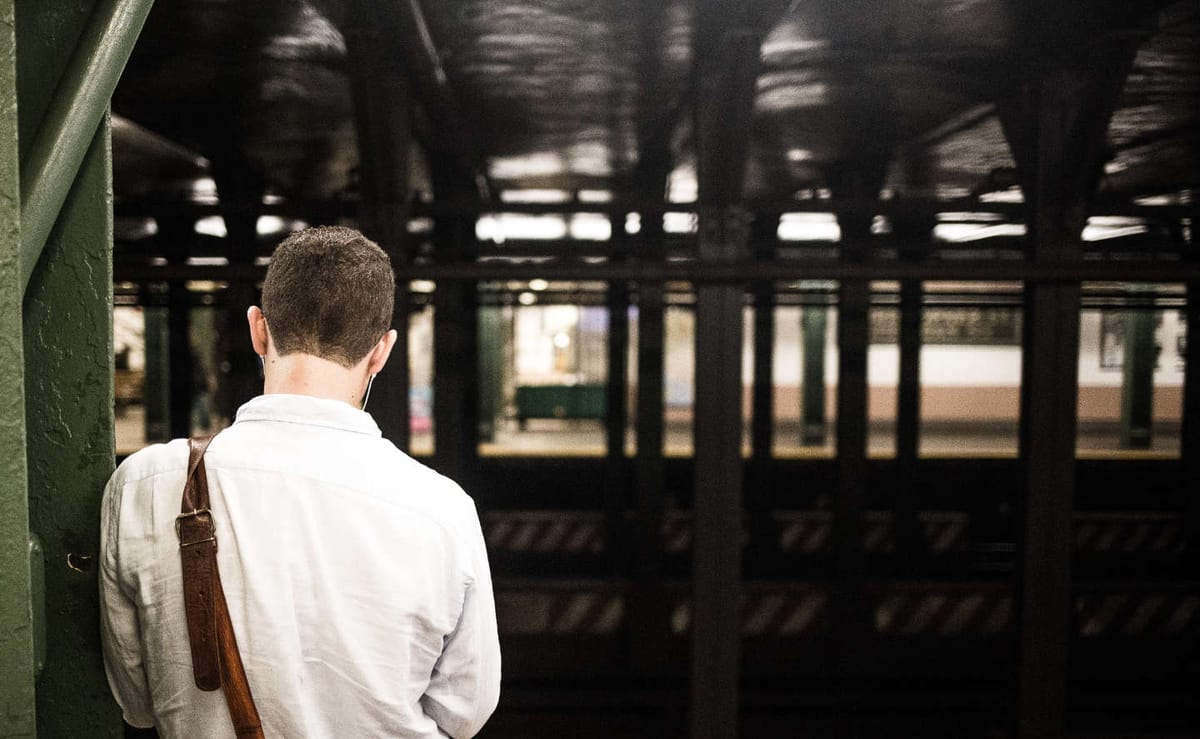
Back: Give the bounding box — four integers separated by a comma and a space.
111, 195, 1193, 220
997, 17, 1145, 735
623, 0, 676, 677
136, 233, 1159, 263
1113, 122, 1200, 153
908, 103, 998, 149
359, 0, 493, 201
112, 255, 1200, 284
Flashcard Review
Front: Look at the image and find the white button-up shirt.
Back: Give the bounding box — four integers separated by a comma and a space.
100, 394, 501, 738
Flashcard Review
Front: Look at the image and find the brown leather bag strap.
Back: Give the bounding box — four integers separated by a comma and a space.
179, 435, 265, 738
179, 435, 219, 691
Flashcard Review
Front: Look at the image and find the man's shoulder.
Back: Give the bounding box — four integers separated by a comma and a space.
216, 427, 478, 520
377, 447, 479, 520
110, 438, 190, 489
358, 444, 484, 540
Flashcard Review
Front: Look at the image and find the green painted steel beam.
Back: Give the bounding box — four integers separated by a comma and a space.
18, 0, 154, 293
24, 115, 120, 739
0, 0, 36, 734
801, 307, 828, 445
1121, 306, 1157, 449
16, 0, 129, 733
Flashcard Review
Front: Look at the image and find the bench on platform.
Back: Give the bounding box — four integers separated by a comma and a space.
515, 384, 605, 428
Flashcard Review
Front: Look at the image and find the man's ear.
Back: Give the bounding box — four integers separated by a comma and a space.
247, 306, 270, 356
366, 329, 398, 376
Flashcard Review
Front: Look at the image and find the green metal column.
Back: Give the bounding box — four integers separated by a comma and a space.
998, 34, 1140, 734
346, 5, 414, 449
0, 1, 36, 735
478, 307, 504, 443
431, 161, 481, 480
801, 304, 827, 445
23, 117, 119, 738
1120, 306, 1156, 449
143, 304, 171, 442
16, 0, 141, 733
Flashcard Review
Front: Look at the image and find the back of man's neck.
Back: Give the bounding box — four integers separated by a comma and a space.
262, 353, 365, 408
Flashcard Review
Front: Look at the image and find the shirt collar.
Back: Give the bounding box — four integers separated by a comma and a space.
233, 393, 383, 437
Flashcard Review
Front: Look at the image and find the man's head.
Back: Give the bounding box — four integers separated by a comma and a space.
257, 226, 395, 368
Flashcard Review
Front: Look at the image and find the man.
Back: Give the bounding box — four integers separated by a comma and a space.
100, 226, 500, 738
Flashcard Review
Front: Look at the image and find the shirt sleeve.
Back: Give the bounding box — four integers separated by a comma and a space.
421, 500, 501, 738
99, 474, 156, 729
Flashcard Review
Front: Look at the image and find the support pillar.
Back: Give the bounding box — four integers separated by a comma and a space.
801, 303, 828, 446
23, 120, 117, 735
626, 0, 675, 661
749, 214, 779, 569
142, 293, 170, 443
892, 194, 935, 558
750, 216, 778, 461
628, 5, 676, 657
213, 162, 264, 421
829, 159, 888, 675
21, 84, 119, 739
1179, 202, 1200, 570
0, 2, 35, 732
1119, 298, 1156, 449
478, 308, 503, 443
346, 6, 413, 448
16, 0, 125, 732
626, 0, 674, 644
160, 220, 195, 440
431, 162, 480, 483
607, 213, 631, 460
1012, 203, 1082, 739
997, 37, 1140, 737
691, 208, 750, 739
690, 18, 761, 738
606, 283, 630, 459
605, 211, 632, 573
167, 279, 193, 438
823, 83, 896, 693
629, 177, 670, 671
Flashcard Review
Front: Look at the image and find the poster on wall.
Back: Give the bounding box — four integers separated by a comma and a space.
870, 307, 1022, 346
1099, 310, 1171, 372
1099, 311, 1125, 370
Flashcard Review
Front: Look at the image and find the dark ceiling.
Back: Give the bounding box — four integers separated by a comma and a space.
110, 0, 1199, 210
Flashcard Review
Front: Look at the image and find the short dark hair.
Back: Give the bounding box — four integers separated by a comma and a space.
261, 226, 394, 368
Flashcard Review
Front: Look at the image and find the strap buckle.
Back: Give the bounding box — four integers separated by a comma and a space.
176, 508, 216, 549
